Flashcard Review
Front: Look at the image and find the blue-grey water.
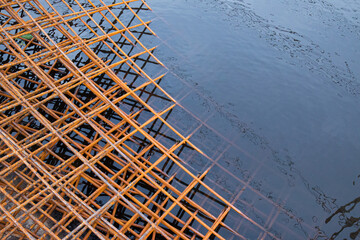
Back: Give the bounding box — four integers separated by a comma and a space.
149, 0, 360, 239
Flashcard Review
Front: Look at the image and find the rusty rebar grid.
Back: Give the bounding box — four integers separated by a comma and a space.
0, 0, 280, 239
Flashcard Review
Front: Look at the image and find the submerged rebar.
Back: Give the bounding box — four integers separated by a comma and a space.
0, 0, 277, 239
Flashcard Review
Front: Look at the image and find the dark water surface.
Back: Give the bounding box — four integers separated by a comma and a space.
149, 0, 360, 239
2, 0, 358, 238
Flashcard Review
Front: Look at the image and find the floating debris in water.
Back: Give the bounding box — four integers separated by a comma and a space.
18, 33, 33, 40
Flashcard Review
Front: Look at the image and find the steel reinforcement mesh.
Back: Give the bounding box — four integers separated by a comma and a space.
0, 0, 305, 239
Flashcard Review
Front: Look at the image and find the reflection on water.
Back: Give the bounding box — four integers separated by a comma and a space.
150, 0, 360, 239
326, 196, 360, 239
1, 0, 359, 238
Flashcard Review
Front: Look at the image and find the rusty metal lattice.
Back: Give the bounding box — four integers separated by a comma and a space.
0, 0, 278, 239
